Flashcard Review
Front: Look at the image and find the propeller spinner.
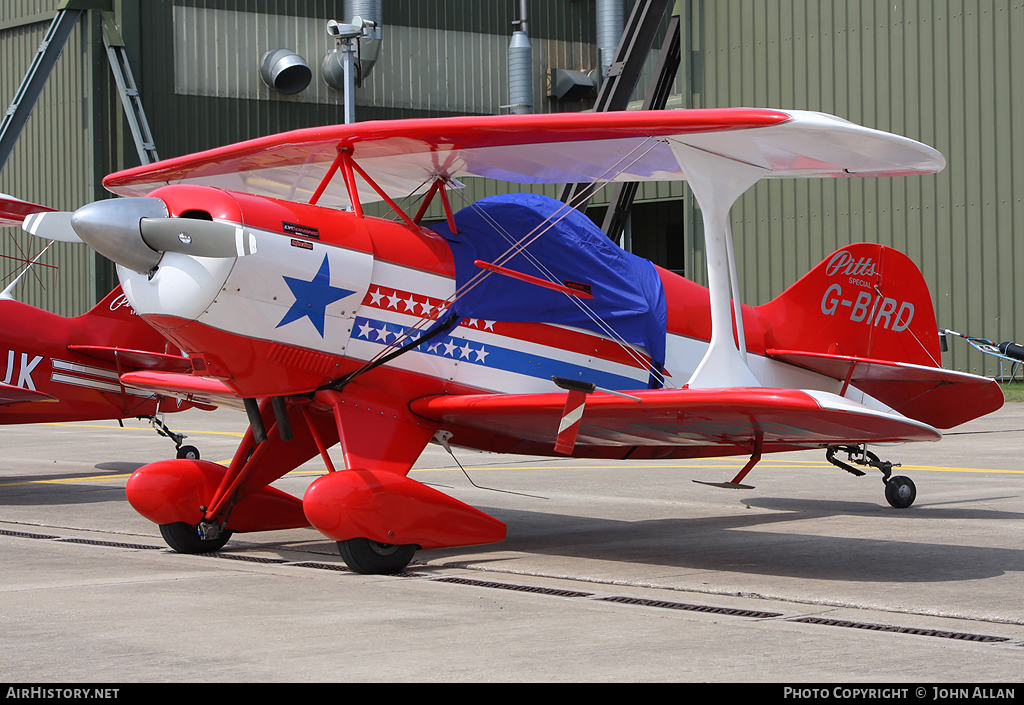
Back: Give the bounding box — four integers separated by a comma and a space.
23, 197, 257, 274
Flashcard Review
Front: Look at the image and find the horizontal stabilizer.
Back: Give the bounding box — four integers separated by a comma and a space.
767, 350, 1003, 429
1, 194, 54, 227
0, 381, 57, 405
69, 346, 194, 373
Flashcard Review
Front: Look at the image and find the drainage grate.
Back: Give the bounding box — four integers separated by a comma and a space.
58, 538, 163, 550
598, 595, 783, 619
435, 576, 593, 598
290, 561, 352, 572
0, 529, 59, 540
199, 552, 289, 564
791, 616, 1010, 643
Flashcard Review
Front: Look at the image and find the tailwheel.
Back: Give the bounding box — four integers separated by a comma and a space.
142, 415, 200, 460
159, 521, 233, 553
826, 444, 916, 509
884, 475, 917, 509
337, 538, 416, 574
175, 445, 200, 460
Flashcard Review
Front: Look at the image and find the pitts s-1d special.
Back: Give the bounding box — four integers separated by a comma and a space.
27, 109, 1002, 573
0, 194, 209, 456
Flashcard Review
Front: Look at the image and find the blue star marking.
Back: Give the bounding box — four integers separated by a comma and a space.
276, 254, 354, 337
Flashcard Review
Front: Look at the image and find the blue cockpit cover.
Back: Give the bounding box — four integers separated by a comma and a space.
428, 193, 667, 385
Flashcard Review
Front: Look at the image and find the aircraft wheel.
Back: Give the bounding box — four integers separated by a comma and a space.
175, 445, 201, 460
159, 522, 233, 553
884, 475, 917, 509
337, 538, 416, 574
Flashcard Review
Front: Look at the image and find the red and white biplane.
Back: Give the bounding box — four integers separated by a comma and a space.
27, 109, 1003, 573
1, 194, 208, 456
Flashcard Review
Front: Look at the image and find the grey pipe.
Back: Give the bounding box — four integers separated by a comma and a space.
508, 0, 532, 114
596, 0, 624, 79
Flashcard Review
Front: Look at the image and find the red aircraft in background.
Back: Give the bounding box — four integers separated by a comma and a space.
27, 109, 1003, 573
1, 194, 210, 457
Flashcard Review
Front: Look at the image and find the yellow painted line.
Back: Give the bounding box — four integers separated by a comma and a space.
897, 464, 1024, 475
0, 458, 235, 487
408, 462, 1024, 475
4, 460, 1020, 489
41, 422, 245, 437
0, 473, 134, 487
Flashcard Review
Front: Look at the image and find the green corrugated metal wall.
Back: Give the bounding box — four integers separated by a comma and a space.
679, 0, 1024, 376
1, 1, 1020, 379
0, 3, 114, 316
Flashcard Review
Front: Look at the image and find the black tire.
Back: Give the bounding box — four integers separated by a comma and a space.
175, 445, 200, 460
159, 522, 233, 553
884, 475, 917, 509
337, 538, 416, 574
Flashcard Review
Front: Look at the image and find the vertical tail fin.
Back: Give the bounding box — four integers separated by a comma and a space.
758, 243, 941, 367
758, 244, 1002, 429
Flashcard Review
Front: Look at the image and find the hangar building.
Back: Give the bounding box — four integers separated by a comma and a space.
0, 0, 1021, 377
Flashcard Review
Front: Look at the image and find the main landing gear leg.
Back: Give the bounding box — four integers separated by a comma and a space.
139, 414, 200, 460
826, 444, 917, 509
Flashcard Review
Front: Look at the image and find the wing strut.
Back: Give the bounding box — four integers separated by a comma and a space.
338, 149, 364, 217
346, 154, 417, 228
309, 151, 346, 207
668, 144, 764, 388
313, 147, 437, 230
412, 177, 459, 234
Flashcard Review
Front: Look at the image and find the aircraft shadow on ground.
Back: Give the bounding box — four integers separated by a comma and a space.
415, 500, 1024, 584
222, 496, 1024, 584
5, 464, 1022, 584
0, 462, 145, 506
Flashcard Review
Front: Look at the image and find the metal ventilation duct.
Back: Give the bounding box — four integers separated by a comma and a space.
596, 0, 624, 80
345, 0, 383, 84
321, 51, 346, 91
259, 49, 312, 95
508, 0, 532, 114
549, 68, 595, 102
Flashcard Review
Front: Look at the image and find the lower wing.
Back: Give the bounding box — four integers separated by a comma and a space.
410, 386, 940, 453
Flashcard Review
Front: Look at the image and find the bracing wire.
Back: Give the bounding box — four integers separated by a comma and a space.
336, 137, 674, 389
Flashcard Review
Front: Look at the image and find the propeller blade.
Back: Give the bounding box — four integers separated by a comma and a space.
21, 211, 82, 243
140, 218, 258, 259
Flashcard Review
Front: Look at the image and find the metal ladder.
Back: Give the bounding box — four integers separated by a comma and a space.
0, 4, 158, 174
558, 0, 680, 242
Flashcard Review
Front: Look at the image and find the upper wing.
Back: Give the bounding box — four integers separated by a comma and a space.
410, 386, 940, 452
0, 193, 54, 227
101, 110, 945, 209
